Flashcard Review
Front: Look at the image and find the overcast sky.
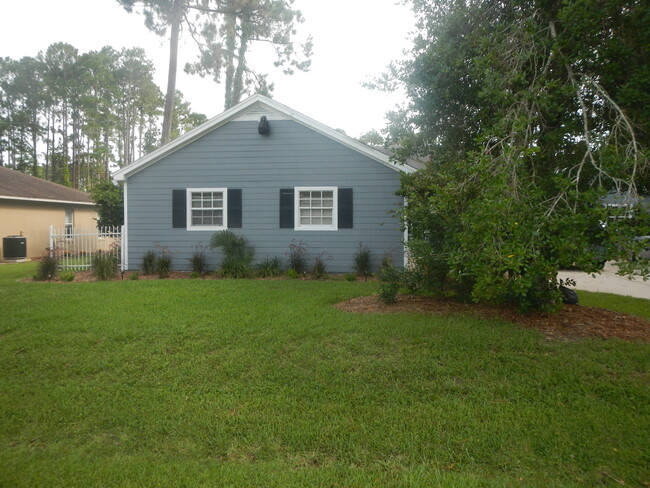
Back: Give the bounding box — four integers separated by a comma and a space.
0, 0, 415, 137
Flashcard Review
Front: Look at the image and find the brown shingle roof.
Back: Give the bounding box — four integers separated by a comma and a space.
0, 166, 94, 204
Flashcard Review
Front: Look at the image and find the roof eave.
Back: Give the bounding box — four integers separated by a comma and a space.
0, 195, 96, 206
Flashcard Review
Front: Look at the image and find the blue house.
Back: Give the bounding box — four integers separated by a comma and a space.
113, 95, 420, 273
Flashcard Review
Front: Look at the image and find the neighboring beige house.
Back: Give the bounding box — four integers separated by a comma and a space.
0, 167, 98, 259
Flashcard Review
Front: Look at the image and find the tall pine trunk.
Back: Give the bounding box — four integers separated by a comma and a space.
161, 1, 182, 145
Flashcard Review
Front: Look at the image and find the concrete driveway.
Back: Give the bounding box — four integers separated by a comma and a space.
559, 262, 650, 300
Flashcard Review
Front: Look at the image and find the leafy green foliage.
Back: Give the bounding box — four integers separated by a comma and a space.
89, 180, 124, 227
210, 230, 254, 278
156, 254, 172, 279
377, 260, 401, 305
59, 270, 76, 282
312, 253, 329, 280
91, 252, 118, 281
353, 243, 372, 280
33, 253, 58, 281
287, 240, 308, 275
0, 42, 204, 187
188, 247, 208, 276
141, 250, 157, 275
255, 256, 284, 278
381, 0, 650, 311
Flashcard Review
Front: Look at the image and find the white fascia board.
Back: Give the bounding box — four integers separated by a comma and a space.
112, 94, 417, 182
0, 195, 96, 206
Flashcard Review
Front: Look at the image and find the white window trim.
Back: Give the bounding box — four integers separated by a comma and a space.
65, 208, 74, 240
294, 186, 338, 231
186, 188, 228, 231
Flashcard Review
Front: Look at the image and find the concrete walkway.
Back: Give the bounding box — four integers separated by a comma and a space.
559, 262, 650, 300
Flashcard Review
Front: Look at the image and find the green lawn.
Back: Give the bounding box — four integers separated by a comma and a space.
1, 263, 648, 487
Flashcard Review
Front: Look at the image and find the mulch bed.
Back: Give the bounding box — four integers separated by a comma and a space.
334, 294, 650, 343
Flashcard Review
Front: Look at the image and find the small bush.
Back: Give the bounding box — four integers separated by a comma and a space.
190, 271, 200, 279
156, 254, 172, 279
92, 252, 118, 281
256, 256, 284, 278
287, 240, 308, 274
285, 268, 299, 279
188, 248, 208, 276
354, 243, 372, 279
141, 250, 157, 275
210, 230, 254, 278
378, 260, 401, 305
59, 270, 75, 282
344, 273, 357, 282
312, 253, 329, 280
34, 252, 59, 281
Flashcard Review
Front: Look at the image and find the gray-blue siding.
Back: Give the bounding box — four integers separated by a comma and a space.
125, 119, 405, 273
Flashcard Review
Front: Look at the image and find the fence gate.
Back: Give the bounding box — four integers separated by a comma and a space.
48, 225, 125, 271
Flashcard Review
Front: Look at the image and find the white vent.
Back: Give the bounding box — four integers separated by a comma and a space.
233, 103, 289, 122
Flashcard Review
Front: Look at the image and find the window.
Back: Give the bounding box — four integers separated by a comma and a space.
65, 208, 74, 238
295, 187, 338, 230
187, 188, 228, 231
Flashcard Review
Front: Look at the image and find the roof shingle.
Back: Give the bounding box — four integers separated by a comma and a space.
0, 166, 94, 204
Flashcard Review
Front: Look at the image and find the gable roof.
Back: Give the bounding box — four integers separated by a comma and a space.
0, 166, 95, 206
113, 95, 419, 182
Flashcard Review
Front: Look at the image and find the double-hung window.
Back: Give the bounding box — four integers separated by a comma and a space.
187, 188, 228, 231
295, 187, 337, 230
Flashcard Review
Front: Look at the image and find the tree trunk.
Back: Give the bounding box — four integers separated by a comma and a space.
161, 1, 182, 145
223, 12, 237, 109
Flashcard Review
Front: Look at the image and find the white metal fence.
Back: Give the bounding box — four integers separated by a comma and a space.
49, 225, 125, 271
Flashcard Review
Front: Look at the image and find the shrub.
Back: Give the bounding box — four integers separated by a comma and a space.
354, 243, 372, 279
33, 252, 59, 281
256, 256, 284, 278
141, 250, 157, 275
188, 248, 208, 276
285, 268, 299, 279
59, 270, 75, 282
287, 240, 308, 274
156, 254, 172, 279
92, 252, 118, 281
129, 272, 139, 281
377, 260, 401, 305
312, 253, 330, 280
210, 230, 254, 278
344, 273, 357, 282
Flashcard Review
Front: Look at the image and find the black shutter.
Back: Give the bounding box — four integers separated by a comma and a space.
338, 188, 353, 229
279, 188, 294, 228
228, 189, 242, 228
172, 189, 186, 228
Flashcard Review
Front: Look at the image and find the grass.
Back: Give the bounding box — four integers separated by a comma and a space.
0, 262, 648, 487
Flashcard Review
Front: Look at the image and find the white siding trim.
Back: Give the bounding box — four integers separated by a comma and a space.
123, 181, 129, 270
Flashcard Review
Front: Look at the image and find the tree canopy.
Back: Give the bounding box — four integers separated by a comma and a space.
380, 0, 650, 310
0, 43, 205, 190
117, 0, 312, 143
